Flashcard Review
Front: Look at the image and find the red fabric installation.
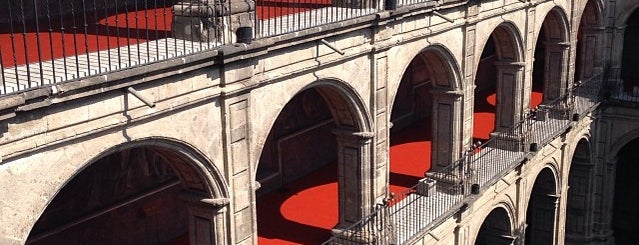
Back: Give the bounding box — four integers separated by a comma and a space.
256, 0, 332, 19
0, 8, 172, 68
473, 92, 544, 141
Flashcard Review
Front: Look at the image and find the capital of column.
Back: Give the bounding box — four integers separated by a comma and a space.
430, 88, 464, 98
582, 26, 606, 34
493, 61, 525, 72
331, 128, 375, 142
543, 41, 571, 49
179, 191, 230, 208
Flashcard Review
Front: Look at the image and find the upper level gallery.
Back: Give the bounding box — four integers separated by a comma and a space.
2, 0, 639, 244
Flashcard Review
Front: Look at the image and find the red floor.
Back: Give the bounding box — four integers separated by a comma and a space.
254, 91, 543, 244
0, 3, 332, 68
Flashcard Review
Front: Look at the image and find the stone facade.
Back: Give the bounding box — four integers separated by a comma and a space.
1, 0, 639, 244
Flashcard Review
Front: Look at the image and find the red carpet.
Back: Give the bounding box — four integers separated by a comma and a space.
256, 118, 433, 244
257, 0, 332, 19
473, 91, 543, 141
0, 8, 172, 68
254, 91, 543, 244
0, 2, 329, 68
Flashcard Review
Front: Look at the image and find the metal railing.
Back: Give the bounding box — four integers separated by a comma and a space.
0, 0, 457, 96
0, 0, 228, 95
602, 76, 639, 105
255, 0, 380, 38
323, 74, 604, 245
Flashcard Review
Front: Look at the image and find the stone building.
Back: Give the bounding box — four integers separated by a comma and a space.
0, 0, 638, 244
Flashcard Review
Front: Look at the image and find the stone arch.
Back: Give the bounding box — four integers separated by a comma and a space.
25, 138, 230, 245
565, 137, 596, 244
532, 7, 571, 103
525, 167, 559, 245
611, 136, 639, 243
620, 7, 639, 93
474, 205, 517, 245
474, 22, 526, 140
575, 0, 605, 85
254, 78, 375, 238
388, 44, 463, 171
607, 127, 639, 162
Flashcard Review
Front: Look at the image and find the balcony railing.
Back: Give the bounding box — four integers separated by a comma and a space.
255, 0, 380, 38
324, 74, 604, 245
0, 0, 229, 95
0, 0, 390, 96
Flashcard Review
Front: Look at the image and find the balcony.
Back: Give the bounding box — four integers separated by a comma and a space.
324, 73, 604, 244
0, 0, 400, 95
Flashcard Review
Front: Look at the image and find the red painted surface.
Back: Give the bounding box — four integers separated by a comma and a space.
253, 91, 544, 244
473, 91, 544, 141
0, 8, 172, 68
256, 0, 332, 19
0, 3, 335, 68
256, 119, 432, 245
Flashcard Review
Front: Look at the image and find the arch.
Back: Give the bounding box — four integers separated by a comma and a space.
565, 138, 596, 244
532, 7, 571, 103
575, 0, 605, 84
525, 167, 559, 245
475, 22, 525, 64
611, 137, 639, 243
254, 78, 376, 243
474, 206, 517, 245
615, 4, 639, 24
25, 138, 229, 245
388, 44, 464, 172
607, 128, 639, 162
253, 78, 373, 175
473, 21, 526, 142
621, 8, 639, 92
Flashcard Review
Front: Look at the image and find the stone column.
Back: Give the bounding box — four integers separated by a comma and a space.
565, 159, 596, 244
489, 61, 526, 151
430, 88, 464, 170
590, 157, 618, 245
332, 129, 375, 229
173, 0, 255, 44
538, 41, 572, 120
576, 27, 606, 82
543, 41, 570, 102
608, 26, 626, 95
494, 61, 525, 132
180, 192, 230, 245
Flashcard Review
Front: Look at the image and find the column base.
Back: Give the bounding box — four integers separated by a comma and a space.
426, 171, 464, 195
488, 131, 526, 152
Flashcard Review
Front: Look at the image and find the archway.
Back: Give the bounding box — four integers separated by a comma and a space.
255, 82, 372, 244
575, 0, 603, 85
621, 9, 639, 93
474, 24, 525, 142
25, 142, 228, 245
475, 207, 516, 245
612, 137, 639, 243
533, 8, 570, 105
525, 168, 558, 245
565, 139, 595, 244
389, 46, 462, 196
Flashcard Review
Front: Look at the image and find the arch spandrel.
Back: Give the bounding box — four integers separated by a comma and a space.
13, 137, 229, 245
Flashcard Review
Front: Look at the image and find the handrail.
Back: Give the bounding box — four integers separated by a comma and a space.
323, 73, 604, 244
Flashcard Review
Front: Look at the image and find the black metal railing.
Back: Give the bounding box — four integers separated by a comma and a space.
254, 0, 380, 38
0, 0, 229, 95
321, 204, 395, 245
323, 74, 605, 245
602, 76, 639, 105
